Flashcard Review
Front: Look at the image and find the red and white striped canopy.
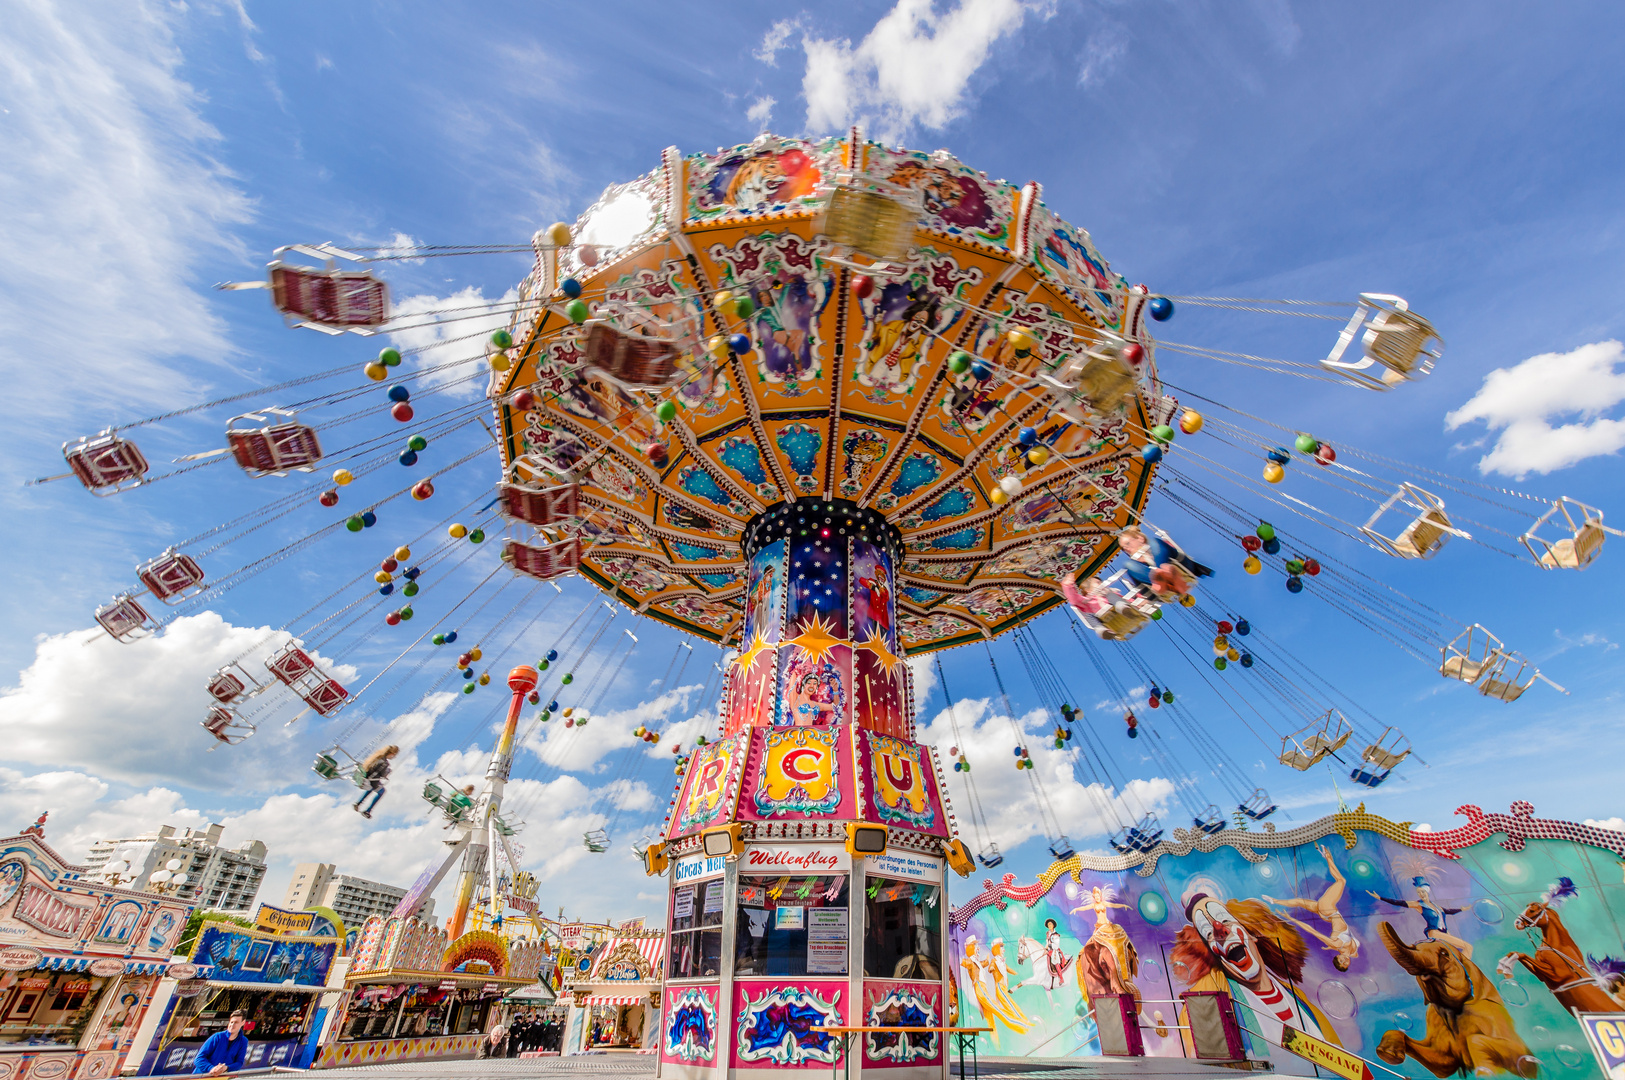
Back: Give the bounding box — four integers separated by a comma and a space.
583, 994, 642, 1007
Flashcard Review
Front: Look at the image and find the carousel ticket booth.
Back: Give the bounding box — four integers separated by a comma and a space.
558, 932, 664, 1053
649, 503, 970, 1080
0, 824, 190, 1080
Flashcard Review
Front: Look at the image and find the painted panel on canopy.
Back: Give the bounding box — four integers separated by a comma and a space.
744, 537, 788, 646
759, 414, 829, 501
830, 416, 901, 505
652, 483, 744, 546
901, 558, 978, 587
650, 595, 740, 642
1025, 197, 1129, 330
862, 143, 1021, 252
556, 162, 674, 281
898, 611, 984, 654
981, 536, 1105, 584
785, 529, 850, 639
591, 554, 688, 604
777, 643, 852, 729
850, 539, 898, 656
572, 502, 660, 554
697, 229, 841, 409
736, 723, 857, 823
944, 585, 1052, 631
667, 731, 747, 840
945, 818, 1624, 1078
870, 440, 956, 516
852, 649, 906, 738
857, 729, 948, 837
987, 458, 1135, 546
699, 418, 785, 505
665, 537, 737, 564
845, 248, 982, 414
906, 522, 988, 558
682, 136, 843, 227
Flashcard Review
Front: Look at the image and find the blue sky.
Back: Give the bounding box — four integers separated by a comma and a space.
3, 0, 1624, 925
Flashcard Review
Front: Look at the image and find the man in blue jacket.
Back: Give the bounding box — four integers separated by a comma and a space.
192, 1009, 248, 1075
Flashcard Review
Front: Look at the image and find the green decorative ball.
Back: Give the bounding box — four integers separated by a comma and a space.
408, 435, 428, 452
403, 581, 419, 597
399, 607, 413, 621
379, 347, 402, 367
1150, 608, 1163, 621
1295, 433, 1319, 454
562, 673, 574, 684
469, 529, 485, 543
1151, 424, 1175, 444
433, 633, 445, 645
463, 683, 476, 694
1285, 558, 1306, 575
656, 400, 677, 423
491, 329, 514, 350
346, 516, 364, 532
732, 296, 755, 319
539, 659, 550, 671
1256, 522, 1276, 541
948, 351, 971, 374
565, 300, 590, 324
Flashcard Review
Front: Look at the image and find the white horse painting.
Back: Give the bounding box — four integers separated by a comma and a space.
1014, 934, 1072, 1008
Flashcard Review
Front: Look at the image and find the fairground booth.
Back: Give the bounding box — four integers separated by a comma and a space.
317, 919, 544, 1068
129, 905, 346, 1075
557, 929, 664, 1053
0, 821, 192, 1080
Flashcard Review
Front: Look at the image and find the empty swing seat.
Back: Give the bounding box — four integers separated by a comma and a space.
1440, 624, 1505, 684
977, 844, 1005, 868
1320, 293, 1442, 390
583, 829, 610, 853
95, 594, 152, 642
312, 753, 343, 780
64, 432, 150, 495
1349, 767, 1389, 788
1238, 789, 1277, 820
138, 549, 206, 602
207, 665, 263, 705
227, 416, 325, 476
269, 263, 390, 329
1042, 347, 1139, 420
498, 481, 579, 527
266, 644, 317, 685
815, 186, 918, 262
299, 677, 350, 717
1193, 806, 1226, 834
503, 537, 582, 582
1522, 499, 1617, 570
1049, 837, 1076, 860
583, 323, 680, 390
202, 706, 253, 745
421, 781, 444, 805
1391, 509, 1454, 559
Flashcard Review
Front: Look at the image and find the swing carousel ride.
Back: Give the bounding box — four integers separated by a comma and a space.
41, 130, 1619, 909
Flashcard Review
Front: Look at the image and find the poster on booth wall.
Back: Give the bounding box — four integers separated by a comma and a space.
701, 881, 725, 918
807, 908, 849, 974
672, 887, 695, 922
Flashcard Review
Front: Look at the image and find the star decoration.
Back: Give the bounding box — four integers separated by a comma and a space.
733, 632, 775, 672
784, 613, 841, 664
855, 628, 902, 673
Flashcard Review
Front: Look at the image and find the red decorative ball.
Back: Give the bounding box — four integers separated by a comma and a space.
1122, 343, 1145, 365
1315, 445, 1337, 466
512, 389, 535, 412
1242, 535, 1262, 552
1148, 697, 1160, 708
385, 611, 401, 626
458, 653, 472, 667
850, 275, 875, 300
319, 490, 339, 507
412, 481, 434, 500
1304, 558, 1321, 576
381, 558, 398, 573
1217, 620, 1233, 634
391, 402, 414, 422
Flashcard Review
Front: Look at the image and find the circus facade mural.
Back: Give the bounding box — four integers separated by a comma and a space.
948, 803, 1625, 1079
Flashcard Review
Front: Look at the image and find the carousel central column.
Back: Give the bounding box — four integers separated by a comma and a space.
653, 498, 972, 1080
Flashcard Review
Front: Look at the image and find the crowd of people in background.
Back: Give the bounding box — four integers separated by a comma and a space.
500, 1011, 562, 1056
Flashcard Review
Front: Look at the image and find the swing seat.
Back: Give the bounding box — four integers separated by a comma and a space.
447, 791, 475, 813
208, 670, 248, 704
582, 323, 681, 390
503, 537, 582, 582
1349, 767, 1389, 788
977, 844, 1004, 868
137, 549, 206, 602
1048, 837, 1075, 860
1391, 510, 1455, 559
64, 432, 150, 495
1280, 711, 1352, 770
1475, 651, 1550, 703
1110, 815, 1164, 854
1522, 499, 1617, 570
814, 186, 918, 262
1441, 654, 1495, 683
422, 781, 443, 805
1440, 624, 1504, 684
266, 644, 317, 684
312, 754, 342, 781
350, 768, 372, 791
269, 262, 390, 330
1278, 749, 1317, 772
583, 829, 610, 853
1238, 789, 1277, 820
1361, 746, 1408, 770
494, 817, 518, 837
95, 594, 152, 642
1041, 346, 1138, 419
1193, 805, 1227, 834
202, 706, 253, 745
226, 415, 325, 476
1361, 483, 1466, 560
1320, 294, 1442, 391
299, 676, 349, 717
498, 481, 580, 528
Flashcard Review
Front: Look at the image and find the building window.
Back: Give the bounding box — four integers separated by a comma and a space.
668, 878, 724, 980
735, 874, 850, 977
862, 877, 941, 979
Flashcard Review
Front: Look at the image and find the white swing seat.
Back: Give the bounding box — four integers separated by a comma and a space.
1320, 294, 1442, 391
1361, 483, 1468, 559
1362, 746, 1408, 770
1522, 498, 1619, 570
1041, 344, 1139, 419
1440, 624, 1504, 684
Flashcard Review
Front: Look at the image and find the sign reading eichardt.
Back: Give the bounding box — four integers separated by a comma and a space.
14, 884, 94, 938
742, 846, 847, 872
256, 904, 318, 936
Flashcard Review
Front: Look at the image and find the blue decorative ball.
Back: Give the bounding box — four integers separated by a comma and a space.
1018, 426, 1037, 446
1128, 727, 1139, 738
549, 700, 559, 712
445, 631, 458, 643
361, 511, 377, 528
1267, 447, 1292, 465
1240, 653, 1254, 667
404, 567, 420, 581
1262, 537, 1281, 555
727, 333, 751, 354
1013, 746, 1022, 757
399, 449, 418, 466
1142, 444, 1163, 464
546, 649, 558, 661
378, 583, 394, 596
970, 360, 994, 382
463, 668, 475, 680
1148, 296, 1174, 322
1285, 575, 1304, 593
388, 385, 411, 403
561, 277, 583, 299
1235, 619, 1250, 635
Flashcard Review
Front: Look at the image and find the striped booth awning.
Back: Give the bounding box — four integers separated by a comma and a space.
126, 961, 168, 975
582, 994, 643, 1007
586, 935, 665, 981
38, 956, 93, 972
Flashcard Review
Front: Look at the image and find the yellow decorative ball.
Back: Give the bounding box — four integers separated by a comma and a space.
1179, 594, 1197, 607
395, 546, 411, 561
374, 571, 392, 584
1027, 446, 1050, 466
364, 362, 388, 382
1227, 647, 1241, 661
449, 523, 468, 539
1263, 462, 1285, 484
470, 648, 483, 662
1179, 410, 1204, 435
489, 352, 511, 372
1243, 555, 1262, 575
544, 222, 572, 247
990, 488, 1009, 505
333, 469, 354, 486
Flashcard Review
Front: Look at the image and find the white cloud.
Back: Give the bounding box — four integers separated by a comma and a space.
0, 614, 354, 788
386, 286, 520, 396
0, 0, 252, 419
1586, 817, 1625, 834
755, 18, 802, 66
917, 697, 1176, 855
907, 654, 938, 707
800, 0, 1031, 141
1445, 340, 1625, 477
747, 95, 777, 130
1077, 22, 1129, 87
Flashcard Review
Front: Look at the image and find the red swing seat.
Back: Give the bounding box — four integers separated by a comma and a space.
498, 481, 579, 527
64, 432, 150, 495
504, 537, 582, 582
95, 595, 152, 642
583, 323, 680, 389
299, 677, 350, 717
269, 263, 390, 329
138, 549, 206, 602
227, 415, 325, 476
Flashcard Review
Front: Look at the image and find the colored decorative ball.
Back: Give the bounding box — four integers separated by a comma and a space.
1027, 446, 1050, 465
382, 557, 399, 573
391, 402, 414, 422
378, 583, 394, 596
1217, 620, 1233, 634
1262, 537, 1281, 555
970, 359, 993, 381
1150, 608, 1163, 620
333, 469, 354, 486
388, 385, 411, 403
375, 570, 393, 584
999, 475, 1023, 497
727, 333, 751, 354
851, 275, 875, 299
1180, 593, 1197, 607
469, 648, 482, 662
948, 351, 971, 374
1018, 426, 1037, 446
544, 222, 572, 246
954, 762, 963, 772
1285, 558, 1306, 575
1122, 343, 1146, 366
560, 278, 582, 299
458, 653, 471, 667
379, 347, 401, 367
346, 516, 364, 532
361, 511, 377, 528
1142, 444, 1164, 464
1179, 410, 1204, 435
645, 442, 669, 467
578, 246, 599, 266
1266, 447, 1291, 466
479, 673, 490, 686
731, 295, 754, 318
1243, 555, 1262, 575
546, 649, 558, 661
1242, 535, 1262, 552
489, 353, 511, 372
491, 329, 514, 350
402, 581, 418, 597
1235, 619, 1249, 635
385, 611, 401, 626
1014, 747, 1023, 757
528, 692, 540, 705
413, 481, 434, 500
1295, 433, 1319, 454
1162, 691, 1174, 704
468, 529, 484, 543
548, 700, 558, 711
1256, 522, 1276, 540
1240, 653, 1254, 668
433, 634, 446, 646
1006, 328, 1036, 354
1151, 424, 1175, 444
1285, 575, 1304, 593
562, 673, 573, 684
1148, 296, 1174, 321
399, 449, 418, 466
1303, 558, 1321, 576
1315, 445, 1337, 466
1214, 656, 1228, 670
538, 660, 549, 671
512, 389, 535, 412
449, 523, 467, 538
655, 400, 678, 423
1263, 462, 1285, 484
364, 362, 388, 381
398, 606, 413, 620
565, 299, 590, 323
713, 290, 733, 312
463, 683, 475, 694
319, 490, 339, 507
1226, 647, 1240, 661
989, 488, 1009, 506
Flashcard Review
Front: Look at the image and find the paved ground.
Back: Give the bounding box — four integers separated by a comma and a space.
303, 1053, 1254, 1079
